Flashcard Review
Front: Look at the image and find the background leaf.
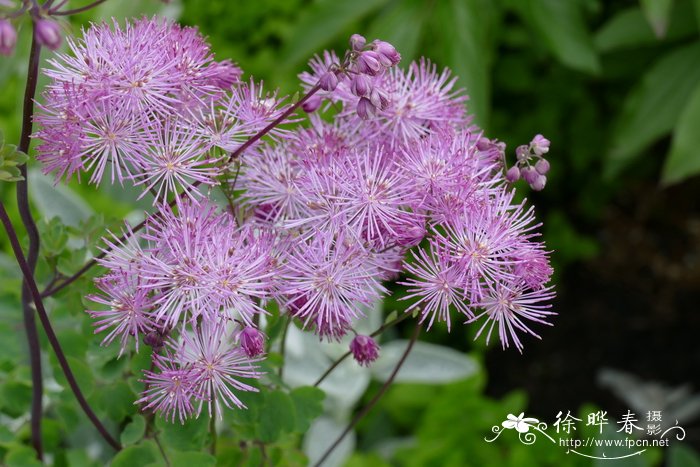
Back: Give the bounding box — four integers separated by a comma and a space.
515, 0, 601, 75
662, 81, 700, 184
606, 42, 700, 176
640, 0, 675, 37
281, 0, 389, 68
370, 341, 479, 384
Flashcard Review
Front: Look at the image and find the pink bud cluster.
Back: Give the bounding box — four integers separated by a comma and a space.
505, 134, 551, 191
33, 18, 556, 422
303, 33, 400, 119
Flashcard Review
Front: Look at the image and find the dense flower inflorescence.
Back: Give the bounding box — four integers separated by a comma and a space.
35, 21, 555, 422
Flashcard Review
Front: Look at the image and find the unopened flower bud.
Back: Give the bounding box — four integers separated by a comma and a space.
515, 145, 530, 161
357, 97, 374, 120
521, 166, 539, 185
143, 330, 165, 352
350, 334, 380, 367
530, 134, 550, 156
350, 74, 372, 97
239, 326, 265, 358
372, 40, 401, 67
397, 223, 426, 248
35, 19, 62, 51
0, 19, 16, 56
356, 51, 382, 75
530, 174, 547, 191
505, 166, 521, 183
319, 71, 339, 91
534, 158, 550, 175
349, 33, 366, 51
302, 94, 322, 113
369, 88, 389, 111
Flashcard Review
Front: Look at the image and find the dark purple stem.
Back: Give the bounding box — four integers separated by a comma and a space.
0, 203, 122, 452
15, 31, 43, 460
313, 322, 421, 467
50, 0, 109, 16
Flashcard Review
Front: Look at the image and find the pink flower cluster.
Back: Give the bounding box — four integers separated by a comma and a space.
35, 20, 555, 423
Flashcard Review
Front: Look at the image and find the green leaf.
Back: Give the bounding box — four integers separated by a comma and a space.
662, 82, 700, 184
281, 0, 389, 68
4, 444, 43, 467
367, 0, 426, 65
51, 356, 95, 398
0, 381, 32, 417
290, 386, 325, 432
0, 131, 28, 183
594, 7, 657, 52
434, 0, 496, 128
606, 43, 700, 176
169, 451, 216, 467
156, 413, 209, 452
669, 444, 700, 467
121, 415, 146, 446
258, 390, 296, 442
640, 0, 675, 37
111, 441, 161, 467
28, 170, 93, 226
515, 0, 600, 75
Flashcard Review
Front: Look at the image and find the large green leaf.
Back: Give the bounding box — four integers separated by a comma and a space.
290, 386, 325, 432
280, 0, 389, 68
606, 42, 700, 176
662, 81, 700, 184
434, 0, 496, 128
111, 440, 162, 467
640, 0, 675, 37
258, 390, 296, 443
515, 0, 601, 75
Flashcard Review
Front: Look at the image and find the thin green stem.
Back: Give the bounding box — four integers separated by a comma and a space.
313, 311, 414, 387
278, 316, 292, 380
313, 322, 421, 467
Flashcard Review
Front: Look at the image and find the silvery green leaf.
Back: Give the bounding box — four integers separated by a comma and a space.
371, 341, 479, 383
29, 170, 93, 226
303, 416, 355, 467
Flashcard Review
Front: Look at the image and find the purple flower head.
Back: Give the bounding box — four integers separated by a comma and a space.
137, 353, 198, 424
239, 326, 265, 358
280, 231, 386, 340
469, 281, 556, 353
35, 18, 62, 51
350, 334, 380, 366
399, 243, 473, 330
0, 19, 16, 56
178, 322, 262, 419
87, 273, 155, 357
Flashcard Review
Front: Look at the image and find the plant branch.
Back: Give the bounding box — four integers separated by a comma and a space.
312, 321, 421, 467
50, 0, 108, 15
278, 315, 292, 380
0, 203, 122, 452
313, 311, 414, 387
15, 31, 43, 460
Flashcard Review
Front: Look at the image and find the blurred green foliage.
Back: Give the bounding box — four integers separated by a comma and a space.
1, 0, 700, 465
